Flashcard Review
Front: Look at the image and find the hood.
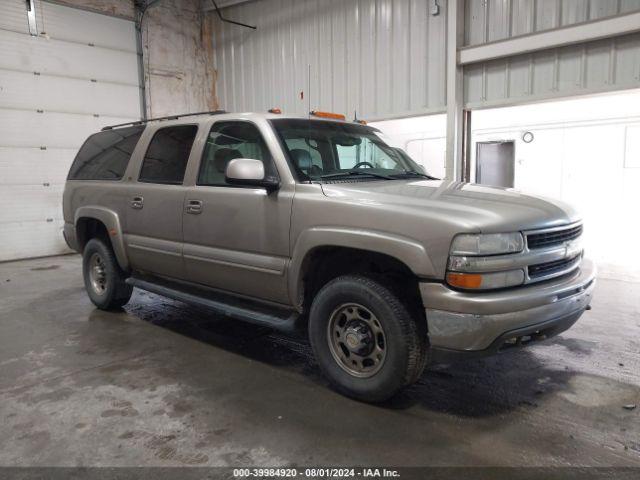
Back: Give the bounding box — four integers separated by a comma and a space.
320, 179, 580, 233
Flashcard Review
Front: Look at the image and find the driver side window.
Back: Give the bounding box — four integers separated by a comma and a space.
336, 137, 396, 169
198, 121, 271, 186
336, 144, 358, 169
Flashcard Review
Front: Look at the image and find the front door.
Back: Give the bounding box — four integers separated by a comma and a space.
182, 121, 292, 305
124, 124, 199, 279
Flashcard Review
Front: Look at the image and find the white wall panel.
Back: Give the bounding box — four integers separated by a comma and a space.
0, 110, 135, 149
0, 30, 138, 86
0, 148, 76, 186
0, 0, 136, 51
625, 124, 640, 168
0, 220, 68, 262
0, 0, 139, 261
0, 70, 140, 118
0, 185, 64, 224
214, 0, 448, 119
464, 33, 640, 108
0, 0, 31, 34
464, 0, 640, 46
370, 113, 447, 177
37, 0, 137, 52
462, 0, 640, 108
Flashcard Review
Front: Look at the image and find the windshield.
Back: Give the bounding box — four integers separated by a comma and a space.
270, 119, 435, 182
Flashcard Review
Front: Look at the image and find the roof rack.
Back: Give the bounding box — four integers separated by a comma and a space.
101, 110, 228, 131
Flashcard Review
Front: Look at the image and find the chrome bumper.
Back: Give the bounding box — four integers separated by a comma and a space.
420, 258, 596, 353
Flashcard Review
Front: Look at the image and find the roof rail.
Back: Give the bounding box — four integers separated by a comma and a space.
101, 110, 227, 131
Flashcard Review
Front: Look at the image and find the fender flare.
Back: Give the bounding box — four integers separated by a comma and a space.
288, 227, 436, 306
74, 206, 129, 270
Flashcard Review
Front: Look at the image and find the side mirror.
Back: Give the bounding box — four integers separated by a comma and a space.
225, 158, 280, 191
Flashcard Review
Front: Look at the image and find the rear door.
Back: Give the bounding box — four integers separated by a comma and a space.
182, 120, 293, 304
124, 124, 199, 279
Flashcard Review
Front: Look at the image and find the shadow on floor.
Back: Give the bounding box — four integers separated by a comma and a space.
122, 290, 579, 418
544, 336, 597, 355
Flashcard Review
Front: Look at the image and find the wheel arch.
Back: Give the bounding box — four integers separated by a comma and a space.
289, 227, 435, 314
74, 206, 129, 271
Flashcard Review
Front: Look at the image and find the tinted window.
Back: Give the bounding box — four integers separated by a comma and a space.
198, 122, 272, 186
68, 126, 144, 180
139, 125, 198, 184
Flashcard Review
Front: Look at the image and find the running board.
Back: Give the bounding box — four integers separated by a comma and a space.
126, 276, 301, 333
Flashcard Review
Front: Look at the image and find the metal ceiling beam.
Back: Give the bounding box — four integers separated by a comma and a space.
459, 11, 640, 66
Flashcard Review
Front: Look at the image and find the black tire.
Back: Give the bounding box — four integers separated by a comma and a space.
82, 238, 132, 310
308, 275, 428, 402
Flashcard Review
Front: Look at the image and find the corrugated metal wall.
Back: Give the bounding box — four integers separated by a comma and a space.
463, 0, 640, 108
214, 0, 448, 119
464, 0, 640, 46
214, 0, 640, 117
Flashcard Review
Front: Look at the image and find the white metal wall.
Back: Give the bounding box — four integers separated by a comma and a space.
0, 0, 140, 262
214, 0, 640, 116
370, 114, 447, 177
464, 0, 640, 46
214, 0, 448, 120
463, 0, 640, 108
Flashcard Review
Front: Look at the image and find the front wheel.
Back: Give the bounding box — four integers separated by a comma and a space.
308, 275, 427, 402
82, 238, 132, 310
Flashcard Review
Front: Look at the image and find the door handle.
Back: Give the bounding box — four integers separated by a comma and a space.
131, 196, 144, 209
186, 199, 203, 214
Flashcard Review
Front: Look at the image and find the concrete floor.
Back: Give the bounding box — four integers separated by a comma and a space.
0, 254, 639, 467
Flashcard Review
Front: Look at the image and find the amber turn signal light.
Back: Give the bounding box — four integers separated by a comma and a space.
310, 110, 346, 120
446, 272, 483, 289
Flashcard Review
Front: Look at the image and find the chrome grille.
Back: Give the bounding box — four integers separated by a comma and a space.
527, 224, 583, 250
528, 255, 581, 279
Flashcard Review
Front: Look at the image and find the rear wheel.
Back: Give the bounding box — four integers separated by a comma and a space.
82, 238, 132, 310
309, 275, 427, 402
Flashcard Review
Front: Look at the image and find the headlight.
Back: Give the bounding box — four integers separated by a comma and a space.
447, 232, 526, 290
446, 270, 525, 290
450, 232, 524, 256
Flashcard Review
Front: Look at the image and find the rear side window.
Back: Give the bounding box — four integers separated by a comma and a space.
139, 125, 198, 184
68, 126, 144, 180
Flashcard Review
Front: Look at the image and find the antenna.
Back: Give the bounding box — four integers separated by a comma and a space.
307, 64, 311, 118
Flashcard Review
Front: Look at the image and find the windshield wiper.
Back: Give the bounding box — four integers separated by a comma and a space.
319, 170, 394, 180
392, 170, 440, 180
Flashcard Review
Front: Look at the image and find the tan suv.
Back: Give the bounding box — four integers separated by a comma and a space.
63, 110, 595, 401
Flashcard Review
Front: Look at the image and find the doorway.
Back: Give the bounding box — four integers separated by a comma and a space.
475, 141, 515, 188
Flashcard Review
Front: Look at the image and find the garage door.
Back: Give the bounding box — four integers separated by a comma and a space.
0, 0, 140, 261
